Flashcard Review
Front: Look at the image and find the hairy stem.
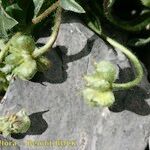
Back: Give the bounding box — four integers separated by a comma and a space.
32, 1, 60, 24
101, 34, 143, 90
32, 7, 62, 58
88, 19, 143, 90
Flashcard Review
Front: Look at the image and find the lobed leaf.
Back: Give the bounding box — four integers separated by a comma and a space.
0, 3, 18, 38
33, 0, 45, 18
60, 0, 85, 13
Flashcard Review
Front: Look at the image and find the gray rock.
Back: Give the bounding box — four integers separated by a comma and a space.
0, 16, 150, 150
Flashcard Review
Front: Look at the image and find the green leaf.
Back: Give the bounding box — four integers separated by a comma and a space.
128, 37, 150, 47
0, 0, 10, 8
141, 0, 150, 7
0, 3, 18, 37
5, 4, 22, 23
33, 0, 45, 18
87, 17, 102, 35
60, 0, 85, 13
6, 3, 22, 12
80, 0, 102, 34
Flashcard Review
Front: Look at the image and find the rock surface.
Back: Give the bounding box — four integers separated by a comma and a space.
0, 15, 150, 150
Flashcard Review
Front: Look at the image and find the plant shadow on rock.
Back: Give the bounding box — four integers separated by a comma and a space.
11, 110, 49, 139
110, 67, 150, 116
32, 35, 96, 83
31, 34, 150, 116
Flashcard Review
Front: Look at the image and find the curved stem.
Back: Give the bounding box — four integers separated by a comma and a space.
32, 7, 62, 58
32, 1, 60, 24
101, 34, 143, 90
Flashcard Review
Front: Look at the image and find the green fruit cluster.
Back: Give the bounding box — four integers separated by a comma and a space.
0, 109, 31, 137
0, 34, 51, 91
82, 61, 117, 107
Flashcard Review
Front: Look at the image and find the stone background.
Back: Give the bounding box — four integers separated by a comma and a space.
0, 15, 150, 150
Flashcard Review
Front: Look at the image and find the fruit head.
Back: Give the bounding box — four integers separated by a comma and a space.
82, 87, 115, 107
12, 58, 37, 80
94, 61, 117, 83
11, 35, 35, 53
84, 74, 110, 91
11, 109, 31, 134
